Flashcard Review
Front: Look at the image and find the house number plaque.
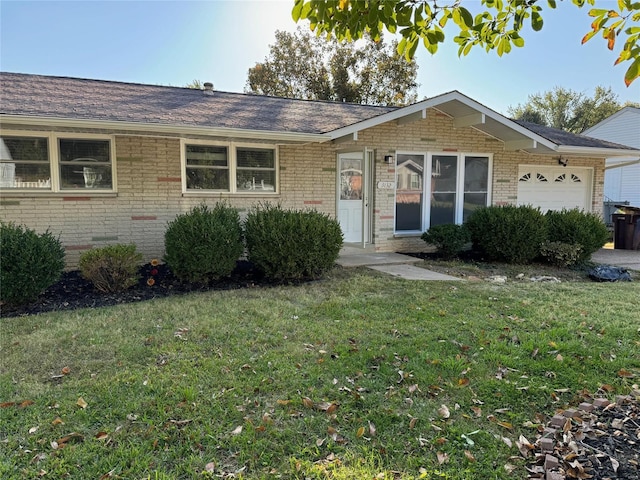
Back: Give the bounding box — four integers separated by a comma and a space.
377, 181, 395, 190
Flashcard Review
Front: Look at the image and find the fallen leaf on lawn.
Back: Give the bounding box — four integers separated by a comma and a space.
99, 469, 116, 480
169, 419, 192, 426
556, 354, 563, 362
471, 406, 482, 417
501, 436, 513, 448
315, 401, 338, 414
516, 434, 534, 458
599, 384, 614, 393
549, 341, 558, 348
368, 421, 376, 437
61, 367, 71, 375
435, 436, 447, 445
497, 420, 513, 430
205, 462, 215, 473
57, 432, 84, 446
0, 402, 16, 408
126, 414, 138, 421
464, 450, 476, 462
50, 441, 59, 450
28, 426, 39, 434
231, 425, 243, 435
504, 463, 517, 474
356, 426, 365, 438
38, 470, 46, 477
276, 399, 291, 406
76, 397, 88, 409
19, 400, 34, 408
302, 397, 314, 409
531, 348, 539, 358
409, 417, 418, 429
408, 384, 419, 393
618, 368, 634, 378
437, 452, 449, 465
437, 404, 450, 419
316, 437, 325, 447
457, 378, 470, 387
51, 417, 63, 426
95, 431, 109, 440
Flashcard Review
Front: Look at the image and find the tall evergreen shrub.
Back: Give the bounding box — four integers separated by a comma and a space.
164, 203, 243, 283
244, 203, 343, 280
1, 222, 65, 306
466, 205, 547, 264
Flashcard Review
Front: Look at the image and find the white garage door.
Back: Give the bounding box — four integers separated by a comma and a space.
517, 165, 592, 213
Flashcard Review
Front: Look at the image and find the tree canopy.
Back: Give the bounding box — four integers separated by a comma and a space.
507, 85, 636, 133
292, 0, 640, 86
245, 27, 418, 106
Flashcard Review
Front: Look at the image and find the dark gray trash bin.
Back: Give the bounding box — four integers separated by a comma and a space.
612, 205, 640, 250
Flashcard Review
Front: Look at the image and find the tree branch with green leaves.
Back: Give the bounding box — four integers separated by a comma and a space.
292, 0, 640, 86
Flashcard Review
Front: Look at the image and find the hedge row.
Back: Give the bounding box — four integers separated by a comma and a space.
422, 205, 608, 265
1, 203, 344, 306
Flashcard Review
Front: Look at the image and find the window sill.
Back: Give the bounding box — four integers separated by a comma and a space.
393, 232, 423, 238
0, 191, 118, 198
182, 191, 280, 198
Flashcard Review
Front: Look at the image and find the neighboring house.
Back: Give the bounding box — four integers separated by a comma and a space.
1, 72, 638, 267
582, 107, 640, 220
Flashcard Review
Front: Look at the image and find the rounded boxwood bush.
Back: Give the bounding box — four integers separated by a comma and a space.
421, 224, 470, 259
545, 208, 609, 262
79, 244, 143, 293
244, 203, 343, 280
164, 203, 243, 283
0, 222, 65, 306
466, 205, 548, 264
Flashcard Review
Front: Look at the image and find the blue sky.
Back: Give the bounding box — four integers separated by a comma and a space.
1, 0, 638, 114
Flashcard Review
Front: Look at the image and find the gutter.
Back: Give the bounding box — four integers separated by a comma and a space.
0, 114, 327, 144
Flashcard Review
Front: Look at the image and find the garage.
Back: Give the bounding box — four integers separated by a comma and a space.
517, 165, 592, 212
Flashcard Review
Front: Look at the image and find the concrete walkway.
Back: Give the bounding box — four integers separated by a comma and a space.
591, 247, 640, 271
337, 249, 460, 281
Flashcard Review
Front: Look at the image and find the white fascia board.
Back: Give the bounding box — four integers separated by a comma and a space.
556, 145, 640, 157
323, 91, 559, 150
0, 115, 326, 144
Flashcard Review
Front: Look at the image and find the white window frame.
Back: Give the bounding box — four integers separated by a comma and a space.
394, 151, 493, 234
181, 139, 279, 195
0, 130, 116, 193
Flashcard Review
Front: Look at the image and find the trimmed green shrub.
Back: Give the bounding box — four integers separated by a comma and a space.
466, 205, 548, 264
539, 241, 583, 267
244, 203, 343, 280
0, 222, 65, 306
545, 209, 609, 262
164, 203, 243, 283
421, 224, 470, 259
79, 244, 143, 293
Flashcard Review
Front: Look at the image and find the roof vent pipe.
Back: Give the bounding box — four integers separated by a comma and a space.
203, 82, 214, 95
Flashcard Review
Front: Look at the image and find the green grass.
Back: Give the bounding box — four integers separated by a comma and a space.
1, 268, 639, 479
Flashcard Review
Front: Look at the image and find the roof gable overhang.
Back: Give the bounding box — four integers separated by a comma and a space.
0, 114, 327, 145
324, 91, 637, 157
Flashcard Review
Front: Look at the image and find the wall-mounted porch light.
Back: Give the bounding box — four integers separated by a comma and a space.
384, 154, 395, 164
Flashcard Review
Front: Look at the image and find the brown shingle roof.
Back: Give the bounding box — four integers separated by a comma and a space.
0, 72, 396, 134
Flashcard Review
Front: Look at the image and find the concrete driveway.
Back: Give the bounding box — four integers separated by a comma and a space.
591, 248, 640, 271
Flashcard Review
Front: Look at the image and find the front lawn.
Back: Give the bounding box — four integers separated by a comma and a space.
1, 268, 638, 479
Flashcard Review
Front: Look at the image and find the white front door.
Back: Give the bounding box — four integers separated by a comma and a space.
338, 152, 365, 243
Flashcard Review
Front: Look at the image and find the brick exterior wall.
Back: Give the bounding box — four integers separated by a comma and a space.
0, 111, 606, 268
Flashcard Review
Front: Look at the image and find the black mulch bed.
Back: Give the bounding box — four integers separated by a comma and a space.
1, 261, 285, 318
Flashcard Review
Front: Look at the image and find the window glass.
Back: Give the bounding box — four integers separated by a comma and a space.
430, 155, 457, 227
0, 136, 51, 189
463, 156, 489, 221
236, 147, 276, 192
186, 145, 229, 190
395, 154, 424, 231
340, 157, 362, 200
59, 139, 112, 189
